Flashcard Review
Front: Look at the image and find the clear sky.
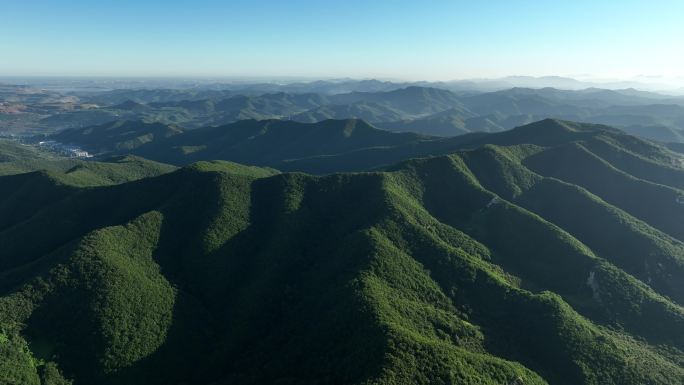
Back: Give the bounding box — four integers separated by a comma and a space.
1, 0, 683, 82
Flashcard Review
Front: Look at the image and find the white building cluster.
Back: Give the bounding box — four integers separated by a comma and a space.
38, 140, 93, 158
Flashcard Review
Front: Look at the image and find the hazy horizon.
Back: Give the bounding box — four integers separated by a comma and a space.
2, 74, 684, 95
2, 0, 683, 86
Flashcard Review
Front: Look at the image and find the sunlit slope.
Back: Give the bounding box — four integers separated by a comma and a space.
1, 123, 683, 385
0, 139, 177, 186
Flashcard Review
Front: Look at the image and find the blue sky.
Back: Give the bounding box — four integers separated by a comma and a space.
1, 0, 683, 81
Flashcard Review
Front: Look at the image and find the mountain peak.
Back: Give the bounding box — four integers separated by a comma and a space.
489, 118, 621, 147
519, 118, 617, 134
111, 99, 148, 110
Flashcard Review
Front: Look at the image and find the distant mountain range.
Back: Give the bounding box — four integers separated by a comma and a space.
52, 119, 437, 172
5, 80, 684, 146
1, 118, 683, 384
43, 117, 684, 178
5, 75, 684, 94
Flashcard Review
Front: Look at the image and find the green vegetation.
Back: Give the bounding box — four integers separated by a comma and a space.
51, 120, 184, 154
128, 118, 440, 170
53, 117, 681, 177
0, 140, 177, 186
376, 107, 500, 136
0, 118, 683, 384
5, 82, 684, 146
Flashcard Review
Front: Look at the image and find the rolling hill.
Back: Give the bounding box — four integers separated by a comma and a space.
375, 107, 500, 136
118, 118, 684, 177
132, 118, 435, 166
369, 87, 684, 142
0, 139, 177, 186
0, 119, 683, 384
292, 101, 408, 123
50, 120, 184, 154
327, 86, 466, 116
8, 82, 684, 146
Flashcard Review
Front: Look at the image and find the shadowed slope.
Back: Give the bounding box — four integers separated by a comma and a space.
1, 137, 683, 384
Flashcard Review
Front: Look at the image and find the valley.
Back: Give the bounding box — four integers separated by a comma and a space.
1, 117, 683, 384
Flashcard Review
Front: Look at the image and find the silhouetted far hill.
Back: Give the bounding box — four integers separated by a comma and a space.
328, 86, 465, 116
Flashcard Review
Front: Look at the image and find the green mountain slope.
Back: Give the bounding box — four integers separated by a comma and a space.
293, 101, 408, 123
0, 139, 177, 186
375, 107, 492, 136
54, 118, 684, 178
129, 118, 434, 167
328, 86, 466, 116
43, 117, 488, 173
1, 119, 683, 384
51, 120, 184, 154
7, 83, 684, 145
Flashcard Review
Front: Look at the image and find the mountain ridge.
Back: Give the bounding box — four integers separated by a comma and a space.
1, 118, 683, 384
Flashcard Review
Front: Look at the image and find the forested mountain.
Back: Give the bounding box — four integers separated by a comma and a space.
50, 120, 184, 154
5, 82, 684, 145
94, 119, 439, 169
0, 139, 177, 186
1, 119, 683, 385
326, 86, 466, 115
47, 117, 684, 176
375, 107, 494, 136
5, 0, 684, 382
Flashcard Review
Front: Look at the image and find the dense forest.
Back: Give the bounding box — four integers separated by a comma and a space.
1, 119, 683, 384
